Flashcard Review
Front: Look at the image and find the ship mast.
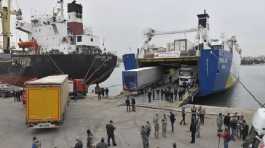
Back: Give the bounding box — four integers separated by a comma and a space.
0, 0, 19, 54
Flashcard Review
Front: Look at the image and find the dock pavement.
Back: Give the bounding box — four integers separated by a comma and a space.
0, 94, 255, 148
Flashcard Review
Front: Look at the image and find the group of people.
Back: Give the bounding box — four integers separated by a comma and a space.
75, 120, 117, 148
140, 111, 178, 148
125, 96, 136, 112
217, 112, 249, 148
32, 120, 117, 148
144, 84, 191, 103
13, 90, 23, 102
95, 84, 109, 100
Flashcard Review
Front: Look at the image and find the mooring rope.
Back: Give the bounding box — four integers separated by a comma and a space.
239, 79, 264, 107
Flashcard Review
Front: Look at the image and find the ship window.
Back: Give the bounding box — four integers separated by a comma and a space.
212, 45, 223, 50
77, 36, 82, 42
91, 38, 94, 42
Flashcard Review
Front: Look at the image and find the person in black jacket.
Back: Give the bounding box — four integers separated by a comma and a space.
148, 91, 152, 103
169, 112, 176, 134
190, 118, 197, 144
242, 120, 249, 140
125, 97, 131, 112
74, 138, 83, 148
106, 120, 117, 146
131, 98, 136, 112
224, 113, 231, 128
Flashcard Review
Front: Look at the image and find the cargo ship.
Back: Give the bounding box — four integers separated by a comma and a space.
0, 0, 117, 86
123, 11, 241, 96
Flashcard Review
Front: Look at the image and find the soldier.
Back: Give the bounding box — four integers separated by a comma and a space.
242, 120, 249, 140
169, 112, 176, 134
106, 120, 117, 146
148, 91, 152, 103
224, 113, 231, 128
217, 113, 224, 132
125, 96, 131, 112
95, 84, 101, 100
131, 98, 136, 112
145, 121, 151, 138
153, 113, 160, 138
141, 125, 149, 148
180, 106, 186, 125
96, 138, 108, 148
74, 138, 83, 148
86, 129, 93, 148
190, 118, 197, 144
161, 114, 167, 137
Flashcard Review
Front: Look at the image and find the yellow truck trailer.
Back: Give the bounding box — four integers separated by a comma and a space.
25, 75, 69, 128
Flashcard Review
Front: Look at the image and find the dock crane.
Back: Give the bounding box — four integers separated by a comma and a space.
0, 0, 22, 53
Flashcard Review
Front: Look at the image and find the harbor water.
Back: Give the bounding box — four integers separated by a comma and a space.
97, 64, 265, 109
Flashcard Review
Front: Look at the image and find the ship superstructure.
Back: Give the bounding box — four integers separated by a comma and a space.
16, 0, 101, 55
123, 11, 241, 97
0, 0, 117, 86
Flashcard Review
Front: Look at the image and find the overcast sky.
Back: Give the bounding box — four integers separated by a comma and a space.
13, 0, 265, 56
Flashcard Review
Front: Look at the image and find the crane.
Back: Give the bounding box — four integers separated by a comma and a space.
143, 27, 198, 45
0, 0, 22, 53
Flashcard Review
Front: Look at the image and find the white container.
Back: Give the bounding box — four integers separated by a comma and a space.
122, 67, 161, 91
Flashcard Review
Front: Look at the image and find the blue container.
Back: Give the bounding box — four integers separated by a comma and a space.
123, 54, 138, 70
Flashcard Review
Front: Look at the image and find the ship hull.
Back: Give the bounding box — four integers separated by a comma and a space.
0, 53, 117, 86
198, 48, 240, 96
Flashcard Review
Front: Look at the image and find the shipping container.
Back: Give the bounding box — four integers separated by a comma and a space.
122, 67, 161, 91
123, 53, 138, 70
25, 75, 69, 128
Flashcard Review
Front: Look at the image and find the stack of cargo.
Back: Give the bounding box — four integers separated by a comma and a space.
24, 75, 69, 128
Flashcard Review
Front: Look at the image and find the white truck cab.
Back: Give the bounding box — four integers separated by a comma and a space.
178, 66, 196, 87
243, 108, 265, 148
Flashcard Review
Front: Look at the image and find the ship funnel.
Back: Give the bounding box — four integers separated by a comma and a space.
67, 0, 83, 35
197, 10, 210, 29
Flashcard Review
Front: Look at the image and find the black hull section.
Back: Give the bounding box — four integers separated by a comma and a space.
0, 53, 117, 86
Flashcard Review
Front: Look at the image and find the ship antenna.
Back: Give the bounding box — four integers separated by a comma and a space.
58, 0, 64, 18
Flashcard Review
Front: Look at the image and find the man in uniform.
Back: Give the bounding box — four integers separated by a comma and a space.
96, 138, 108, 148
141, 125, 149, 148
180, 106, 186, 125
153, 113, 160, 138
131, 97, 136, 112
190, 118, 197, 144
169, 112, 176, 134
106, 120, 117, 146
161, 114, 167, 137
125, 96, 131, 112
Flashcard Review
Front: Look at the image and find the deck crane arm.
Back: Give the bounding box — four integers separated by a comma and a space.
144, 28, 198, 45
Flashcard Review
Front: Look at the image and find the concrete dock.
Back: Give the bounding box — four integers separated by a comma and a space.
0, 95, 255, 148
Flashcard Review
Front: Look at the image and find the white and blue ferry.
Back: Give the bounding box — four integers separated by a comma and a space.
122, 11, 241, 97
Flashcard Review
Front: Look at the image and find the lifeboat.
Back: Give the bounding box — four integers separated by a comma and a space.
18, 38, 39, 49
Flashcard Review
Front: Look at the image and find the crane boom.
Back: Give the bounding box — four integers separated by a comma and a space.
145, 28, 197, 36
144, 28, 198, 45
